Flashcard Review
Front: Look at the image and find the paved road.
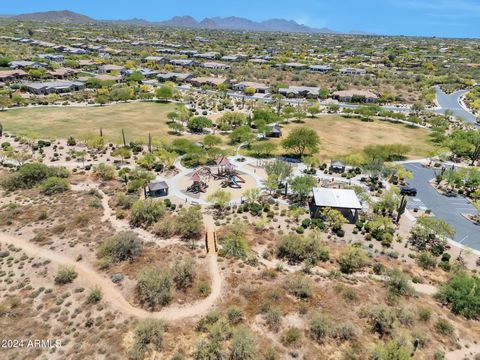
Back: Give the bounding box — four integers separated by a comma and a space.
433, 86, 478, 126
404, 163, 480, 250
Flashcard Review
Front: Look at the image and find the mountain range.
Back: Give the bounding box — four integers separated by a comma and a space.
2, 10, 341, 34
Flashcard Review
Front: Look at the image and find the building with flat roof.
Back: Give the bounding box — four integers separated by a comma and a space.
310, 188, 362, 223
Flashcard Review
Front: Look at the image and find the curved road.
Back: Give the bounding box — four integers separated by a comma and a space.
404, 163, 480, 251
433, 86, 478, 126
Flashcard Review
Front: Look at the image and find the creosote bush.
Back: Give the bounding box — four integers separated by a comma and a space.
54, 265, 78, 285
97, 231, 143, 263
130, 318, 167, 360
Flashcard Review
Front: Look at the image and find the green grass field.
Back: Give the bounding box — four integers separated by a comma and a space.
273, 116, 436, 160
1, 104, 435, 160
1, 102, 178, 143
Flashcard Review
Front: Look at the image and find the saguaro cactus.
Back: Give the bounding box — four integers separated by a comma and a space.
396, 195, 408, 223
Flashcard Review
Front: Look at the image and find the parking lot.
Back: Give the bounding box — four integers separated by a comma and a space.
404, 163, 480, 250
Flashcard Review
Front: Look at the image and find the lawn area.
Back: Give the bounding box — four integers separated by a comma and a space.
274, 115, 436, 161
1, 104, 435, 161
0, 102, 180, 143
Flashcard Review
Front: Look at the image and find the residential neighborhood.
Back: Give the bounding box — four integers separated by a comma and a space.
0, 4, 479, 360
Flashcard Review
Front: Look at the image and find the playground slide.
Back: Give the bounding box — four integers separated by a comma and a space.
230, 176, 241, 188
235, 175, 246, 183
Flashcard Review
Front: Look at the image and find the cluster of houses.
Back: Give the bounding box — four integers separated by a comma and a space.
0, 34, 378, 101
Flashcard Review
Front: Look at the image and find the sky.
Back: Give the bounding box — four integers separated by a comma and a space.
1, 0, 479, 38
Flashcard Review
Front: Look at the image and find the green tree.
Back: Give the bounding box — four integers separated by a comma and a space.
409, 216, 455, 253
249, 141, 278, 158
110, 87, 132, 102
156, 86, 174, 101
288, 175, 316, 202
187, 116, 213, 133
203, 134, 222, 149
217, 112, 247, 130
281, 127, 320, 158
207, 189, 232, 208
229, 126, 255, 145
127, 71, 145, 83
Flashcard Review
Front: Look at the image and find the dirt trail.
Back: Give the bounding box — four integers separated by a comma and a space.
446, 344, 480, 360
0, 232, 221, 321
71, 183, 179, 246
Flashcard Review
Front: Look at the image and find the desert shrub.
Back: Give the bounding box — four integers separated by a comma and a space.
276, 233, 329, 264
416, 252, 437, 269
175, 206, 204, 239
40, 177, 70, 194
226, 306, 244, 325
221, 233, 249, 258
54, 265, 78, 285
153, 215, 177, 238
264, 307, 283, 332
417, 307, 432, 322
387, 270, 413, 298
371, 340, 411, 360
284, 274, 312, 299
434, 318, 454, 336
194, 338, 226, 360
281, 327, 301, 346
171, 257, 196, 290
310, 312, 331, 343
362, 305, 396, 337
230, 326, 257, 360
196, 310, 221, 332
87, 286, 102, 304
116, 192, 137, 209
397, 307, 415, 326
131, 199, 166, 227
333, 322, 359, 341
437, 272, 480, 319
197, 281, 211, 297
97, 231, 142, 263
338, 246, 369, 274
130, 319, 167, 360
1, 163, 69, 191
136, 266, 173, 309
93, 163, 116, 181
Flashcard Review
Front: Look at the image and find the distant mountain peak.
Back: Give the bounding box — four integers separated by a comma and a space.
4, 10, 340, 34
12, 10, 95, 23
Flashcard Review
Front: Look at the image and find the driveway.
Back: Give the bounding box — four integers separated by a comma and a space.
404, 163, 480, 250
433, 86, 478, 126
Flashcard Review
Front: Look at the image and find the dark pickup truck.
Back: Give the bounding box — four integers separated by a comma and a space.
400, 186, 417, 196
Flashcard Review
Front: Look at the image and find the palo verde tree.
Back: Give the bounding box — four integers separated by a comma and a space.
445, 129, 480, 165
409, 216, 455, 254
281, 127, 320, 158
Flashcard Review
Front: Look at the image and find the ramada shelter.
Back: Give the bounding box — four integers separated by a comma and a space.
310, 188, 362, 223
146, 180, 169, 198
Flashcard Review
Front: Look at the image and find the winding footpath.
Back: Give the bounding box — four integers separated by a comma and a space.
0, 184, 223, 322
0, 232, 221, 321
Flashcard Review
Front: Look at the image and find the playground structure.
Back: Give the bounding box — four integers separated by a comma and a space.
214, 157, 246, 189
186, 168, 212, 193
186, 157, 246, 193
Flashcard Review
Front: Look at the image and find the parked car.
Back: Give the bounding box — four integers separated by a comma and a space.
400, 186, 417, 196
